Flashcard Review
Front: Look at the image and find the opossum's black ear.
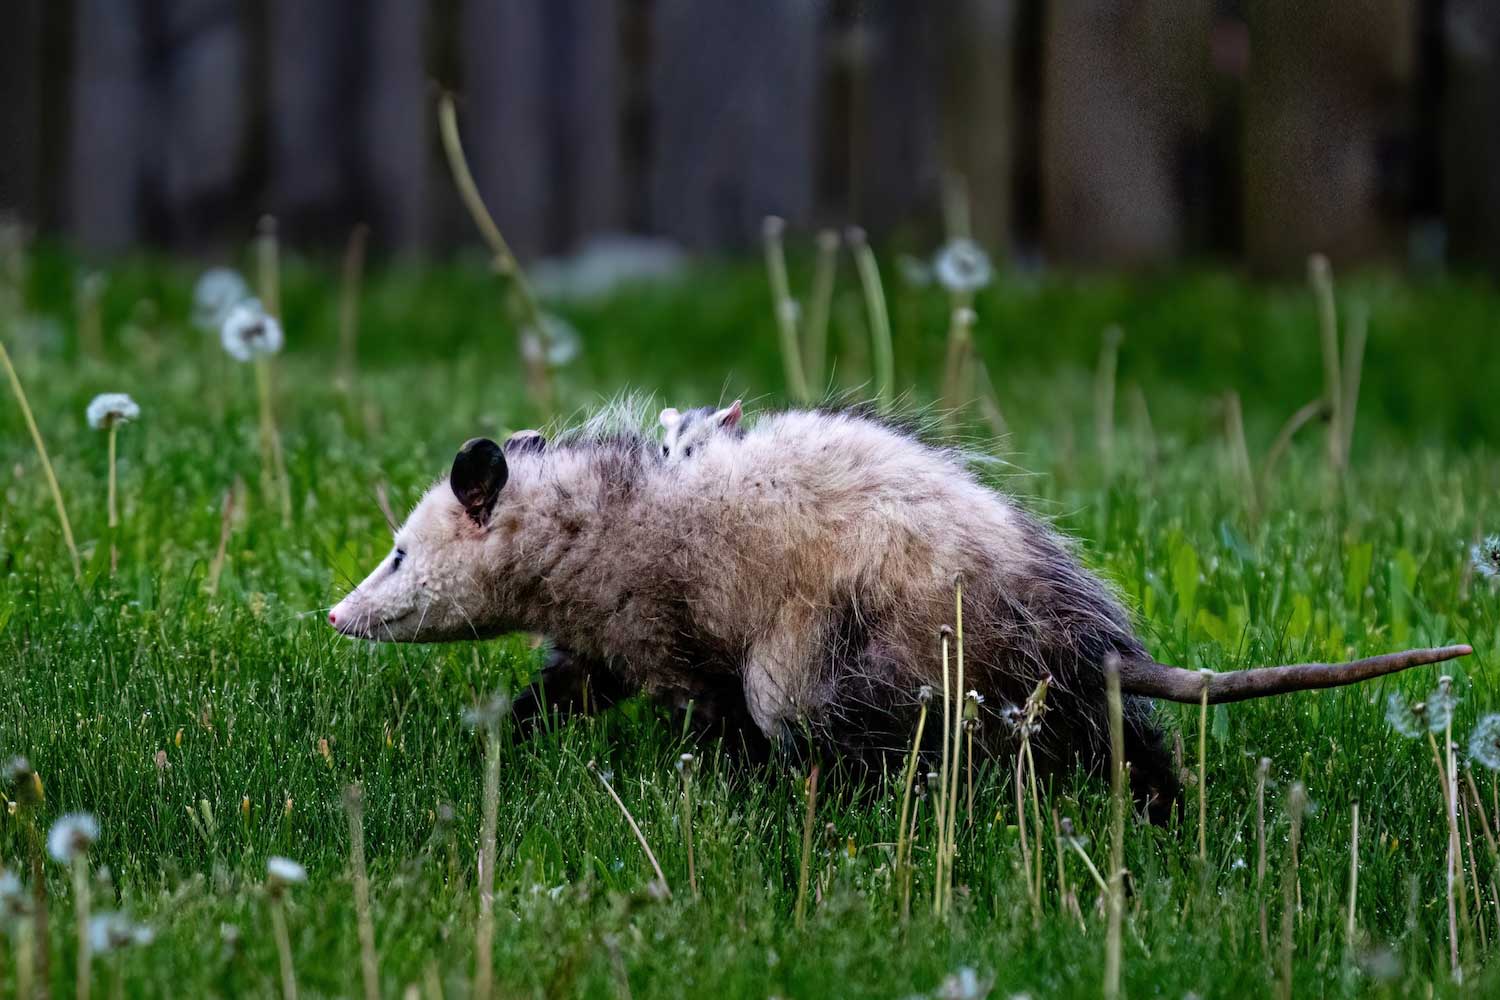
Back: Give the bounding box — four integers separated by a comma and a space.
504, 429, 547, 455
451, 438, 508, 524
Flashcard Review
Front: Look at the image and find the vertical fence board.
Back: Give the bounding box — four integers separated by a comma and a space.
1041, 0, 1211, 266
360, 0, 430, 251
649, 0, 820, 248
160, 0, 250, 248
69, 0, 148, 251
1443, 0, 1500, 267
0, 0, 43, 223
1242, 0, 1415, 270
844, 0, 941, 235
938, 0, 1019, 249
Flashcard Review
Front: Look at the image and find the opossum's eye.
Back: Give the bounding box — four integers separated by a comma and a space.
391, 548, 406, 571
683, 446, 694, 459
661, 445, 670, 458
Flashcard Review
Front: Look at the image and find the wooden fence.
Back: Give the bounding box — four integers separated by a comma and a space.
3, 0, 1499, 271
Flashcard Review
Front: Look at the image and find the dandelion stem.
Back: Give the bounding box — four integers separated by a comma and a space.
589, 762, 669, 895
680, 766, 698, 901
894, 697, 929, 918
1224, 390, 1258, 522
1277, 783, 1307, 1000
1260, 398, 1328, 495
1256, 757, 1270, 961
804, 230, 839, 391
942, 306, 978, 426
253, 356, 291, 523
762, 218, 810, 404
337, 224, 370, 390
1308, 253, 1343, 475
257, 216, 281, 319
1445, 715, 1475, 973
106, 423, 117, 530
1014, 744, 1032, 911
1462, 766, 1500, 938
1067, 832, 1110, 896
1103, 656, 1126, 1000
268, 895, 298, 1000
72, 855, 91, 1000
1427, 731, 1461, 980
476, 731, 504, 1000
846, 229, 893, 409
934, 632, 952, 917
1096, 326, 1123, 478
0, 338, 80, 579
1198, 672, 1209, 865
1346, 800, 1360, 951
206, 484, 236, 596
795, 765, 819, 930
437, 93, 553, 416
1339, 302, 1367, 465
943, 582, 966, 915
344, 785, 380, 1000
1461, 791, 1488, 951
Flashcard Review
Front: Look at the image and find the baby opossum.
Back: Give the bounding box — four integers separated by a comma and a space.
329, 406, 1469, 815
659, 400, 743, 461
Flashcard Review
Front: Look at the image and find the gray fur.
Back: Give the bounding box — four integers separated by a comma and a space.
330, 403, 1178, 813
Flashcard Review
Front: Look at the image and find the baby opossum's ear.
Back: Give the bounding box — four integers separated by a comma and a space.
450, 438, 508, 524
659, 408, 681, 432
715, 399, 743, 428
504, 429, 547, 455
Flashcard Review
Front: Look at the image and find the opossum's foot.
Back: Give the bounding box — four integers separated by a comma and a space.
511, 646, 635, 737
1124, 713, 1181, 826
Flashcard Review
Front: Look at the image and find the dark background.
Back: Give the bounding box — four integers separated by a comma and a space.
3, 0, 1499, 272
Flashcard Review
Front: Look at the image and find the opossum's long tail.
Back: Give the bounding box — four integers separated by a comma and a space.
1116, 644, 1474, 705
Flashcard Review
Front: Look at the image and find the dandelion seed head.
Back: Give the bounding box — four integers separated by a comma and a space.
462, 691, 513, 733
193, 268, 251, 333
88, 911, 153, 953
0, 869, 29, 920
520, 314, 582, 368
896, 254, 932, 288
86, 393, 140, 430
266, 856, 306, 887
918, 685, 935, 705
47, 812, 99, 863
1426, 681, 1458, 732
1472, 535, 1500, 581
933, 965, 992, 1000
220, 300, 283, 362
1385, 691, 1424, 739
933, 238, 993, 295
1469, 714, 1500, 771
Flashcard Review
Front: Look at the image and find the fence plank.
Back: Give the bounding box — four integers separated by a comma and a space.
70, 0, 148, 251
649, 0, 820, 247
1041, 0, 1211, 266
1243, 0, 1415, 270
1443, 0, 1500, 266
0, 0, 43, 224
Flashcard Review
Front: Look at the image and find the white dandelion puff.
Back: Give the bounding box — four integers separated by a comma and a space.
933, 966, 993, 1000
193, 268, 251, 333
520, 314, 583, 368
462, 692, 514, 733
47, 812, 99, 864
1385, 691, 1425, 739
266, 856, 307, 886
932, 238, 993, 295
1469, 715, 1500, 771
0, 869, 29, 919
86, 393, 140, 430
220, 300, 283, 362
88, 911, 153, 953
1472, 535, 1500, 581
1427, 678, 1458, 733
896, 253, 932, 288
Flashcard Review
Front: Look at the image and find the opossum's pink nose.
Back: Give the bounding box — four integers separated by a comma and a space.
328, 611, 338, 626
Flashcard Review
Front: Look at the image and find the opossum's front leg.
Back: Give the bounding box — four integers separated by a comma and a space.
510, 646, 635, 736
740, 609, 822, 746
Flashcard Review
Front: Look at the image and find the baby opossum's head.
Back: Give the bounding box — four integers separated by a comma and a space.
329, 433, 543, 643
659, 399, 742, 461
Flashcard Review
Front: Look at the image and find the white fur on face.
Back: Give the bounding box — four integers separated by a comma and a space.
330, 485, 496, 642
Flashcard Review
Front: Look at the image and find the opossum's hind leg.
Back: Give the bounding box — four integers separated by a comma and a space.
511, 646, 635, 738
1123, 698, 1181, 826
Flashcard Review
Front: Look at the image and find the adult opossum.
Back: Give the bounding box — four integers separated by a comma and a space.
329, 406, 1469, 814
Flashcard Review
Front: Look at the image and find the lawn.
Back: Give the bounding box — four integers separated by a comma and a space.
2, 239, 1498, 998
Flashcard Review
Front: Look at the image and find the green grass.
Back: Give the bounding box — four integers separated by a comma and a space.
2, 243, 1499, 997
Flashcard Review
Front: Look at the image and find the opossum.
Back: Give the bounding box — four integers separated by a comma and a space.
659, 400, 743, 461
328, 406, 1470, 815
